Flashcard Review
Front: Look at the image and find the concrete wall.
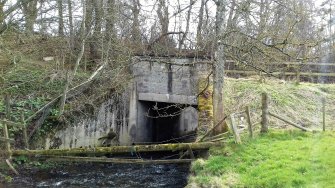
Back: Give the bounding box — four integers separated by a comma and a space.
130, 58, 209, 143
132, 58, 211, 105
177, 106, 198, 136
45, 91, 131, 149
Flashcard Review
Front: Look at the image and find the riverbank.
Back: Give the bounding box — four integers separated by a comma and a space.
187, 130, 335, 187
185, 78, 335, 187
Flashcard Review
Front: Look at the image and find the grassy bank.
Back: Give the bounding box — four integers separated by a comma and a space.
189, 77, 335, 187
188, 131, 335, 187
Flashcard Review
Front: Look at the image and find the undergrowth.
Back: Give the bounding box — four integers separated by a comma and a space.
0, 31, 131, 149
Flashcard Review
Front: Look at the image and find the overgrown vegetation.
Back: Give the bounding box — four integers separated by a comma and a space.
0, 29, 132, 150
224, 77, 335, 130
188, 130, 335, 187
187, 78, 335, 187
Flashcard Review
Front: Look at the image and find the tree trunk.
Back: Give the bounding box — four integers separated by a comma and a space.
196, 0, 205, 48
131, 0, 141, 45
12, 142, 221, 156
67, 0, 74, 47
0, 1, 5, 34
90, 0, 103, 62
213, 0, 227, 133
21, 0, 38, 34
57, 0, 64, 36
226, 0, 236, 30
257, 0, 269, 37
105, 0, 116, 36
179, 0, 193, 50
0, 1, 4, 24
72, 0, 86, 78
105, 0, 116, 57
25, 13, 37, 34
93, 0, 102, 33
84, 0, 93, 33
157, 0, 169, 44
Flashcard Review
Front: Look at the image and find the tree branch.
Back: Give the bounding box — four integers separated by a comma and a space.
147, 31, 184, 50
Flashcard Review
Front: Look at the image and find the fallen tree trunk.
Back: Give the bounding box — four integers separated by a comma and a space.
0, 137, 14, 143
268, 112, 310, 132
43, 156, 194, 164
0, 120, 23, 127
12, 142, 222, 157
28, 107, 51, 139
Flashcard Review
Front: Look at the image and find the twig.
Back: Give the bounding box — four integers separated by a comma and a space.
199, 115, 228, 142
26, 62, 108, 123
5, 159, 19, 175
147, 31, 184, 49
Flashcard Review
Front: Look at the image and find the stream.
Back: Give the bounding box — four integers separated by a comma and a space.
2, 163, 190, 188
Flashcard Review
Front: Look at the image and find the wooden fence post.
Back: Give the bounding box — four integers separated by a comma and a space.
245, 106, 253, 138
230, 114, 242, 144
3, 95, 12, 157
21, 112, 29, 149
261, 93, 269, 133
322, 97, 326, 132
295, 63, 301, 84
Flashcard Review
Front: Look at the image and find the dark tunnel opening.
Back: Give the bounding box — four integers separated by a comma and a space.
137, 101, 198, 144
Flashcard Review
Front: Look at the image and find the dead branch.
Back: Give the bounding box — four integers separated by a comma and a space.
5, 159, 19, 175
147, 31, 184, 50
25, 62, 108, 123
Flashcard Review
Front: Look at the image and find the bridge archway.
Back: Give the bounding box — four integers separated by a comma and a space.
136, 101, 198, 143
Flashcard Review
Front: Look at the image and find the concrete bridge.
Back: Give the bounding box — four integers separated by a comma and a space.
45, 56, 212, 149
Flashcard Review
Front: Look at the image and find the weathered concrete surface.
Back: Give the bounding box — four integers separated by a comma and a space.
177, 106, 198, 137
46, 91, 131, 149
132, 58, 210, 97
138, 93, 197, 105
46, 57, 211, 149
130, 58, 210, 144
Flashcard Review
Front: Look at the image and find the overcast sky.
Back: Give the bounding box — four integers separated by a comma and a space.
3, 0, 332, 38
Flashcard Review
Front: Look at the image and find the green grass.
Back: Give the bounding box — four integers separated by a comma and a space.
188, 131, 335, 188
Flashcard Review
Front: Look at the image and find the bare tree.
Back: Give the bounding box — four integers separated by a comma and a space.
85, 0, 93, 33
196, 0, 205, 48
213, 0, 228, 132
157, 0, 169, 44
0, 1, 5, 24
93, 0, 103, 33
57, 0, 64, 36
179, 0, 193, 50
67, 0, 74, 47
21, 0, 38, 34
131, 0, 141, 44
258, 0, 270, 37
105, 0, 117, 51
0, 0, 6, 34
90, 0, 103, 62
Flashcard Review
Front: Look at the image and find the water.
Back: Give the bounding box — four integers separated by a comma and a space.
2, 163, 190, 188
